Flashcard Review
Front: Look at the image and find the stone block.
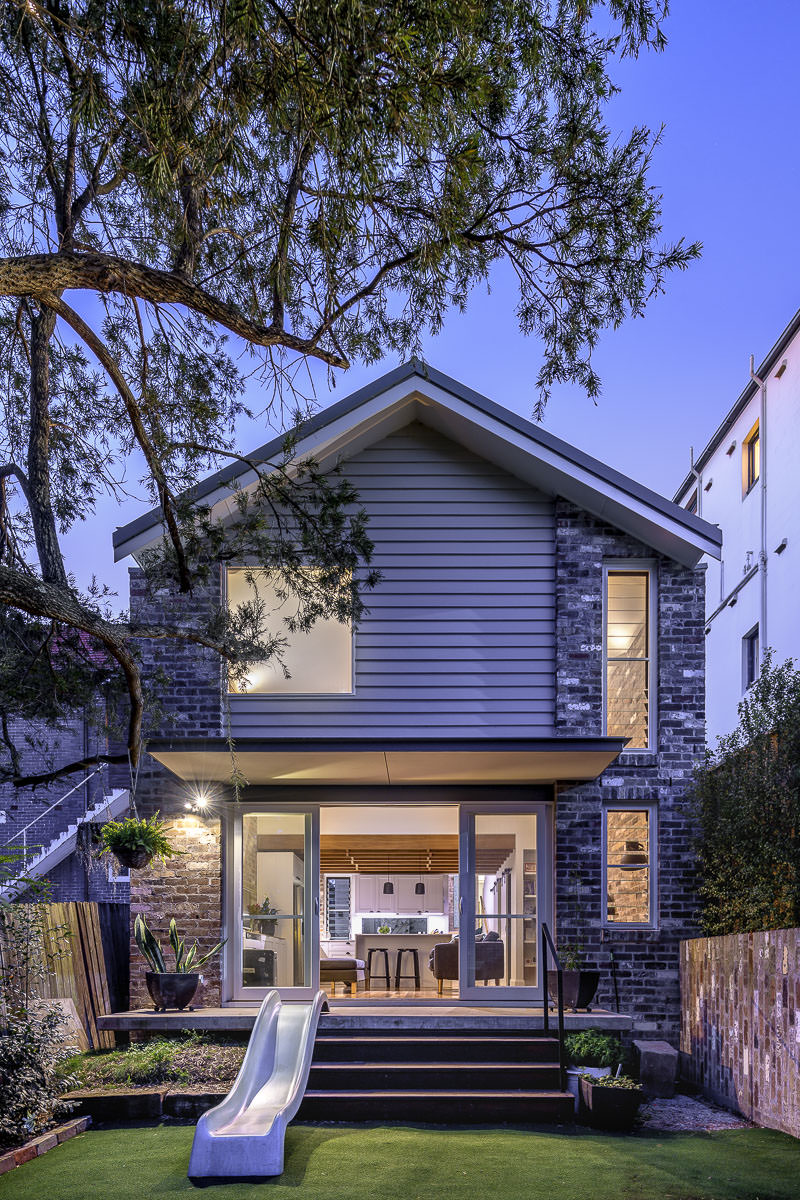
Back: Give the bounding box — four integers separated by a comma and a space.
0, 1152, 17, 1175
633, 1038, 679, 1097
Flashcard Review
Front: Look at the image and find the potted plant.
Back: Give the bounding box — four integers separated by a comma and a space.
547, 943, 600, 1012
249, 897, 278, 936
579, 1073, 644, 1130
134, 913, 225, 1012
100, 812, 178, 870
563, 1029, 623, 1113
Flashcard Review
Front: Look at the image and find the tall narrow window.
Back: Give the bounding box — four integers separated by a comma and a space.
743, 625, 759, 690
605, 569, 652, 749
604, 808, 654, 926
743, 420, 760, 495
325, 877, 352, 939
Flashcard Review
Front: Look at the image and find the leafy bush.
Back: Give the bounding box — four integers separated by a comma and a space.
99, 813, 178, 864
565, 1029, 623, 1068
695, 654, 800, 935
58, 1032, 245, 1089
0, 1010, 77, 1150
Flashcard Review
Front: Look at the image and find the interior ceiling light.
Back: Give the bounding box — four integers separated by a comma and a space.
415, 854, 426, 895
383, 855, 394, 895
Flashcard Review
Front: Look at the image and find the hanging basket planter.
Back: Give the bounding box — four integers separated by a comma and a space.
113, 845, 156, 870
98, 812, 180, 870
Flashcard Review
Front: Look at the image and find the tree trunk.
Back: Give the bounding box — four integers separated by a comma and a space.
28, 306, 68, 588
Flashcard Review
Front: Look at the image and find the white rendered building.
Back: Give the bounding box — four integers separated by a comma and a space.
675, 307, 800, 745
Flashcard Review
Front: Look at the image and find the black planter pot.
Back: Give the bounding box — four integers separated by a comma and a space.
113, 846, 154, 870
579, 1077, 644, 1130
145, 971, 199, 1012
547, 969, 600, 1012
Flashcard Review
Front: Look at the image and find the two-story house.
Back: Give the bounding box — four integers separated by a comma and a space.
112, 361, 720, 1040
674, 305, 800, 744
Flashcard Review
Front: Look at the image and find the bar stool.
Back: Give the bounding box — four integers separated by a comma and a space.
365, 947, 391, 990
394, 946, 421, 990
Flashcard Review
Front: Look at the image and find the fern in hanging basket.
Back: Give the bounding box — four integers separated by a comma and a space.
100, 812, 179, 869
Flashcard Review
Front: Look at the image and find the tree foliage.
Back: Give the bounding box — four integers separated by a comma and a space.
695, 655, 800, 936
0, 0, 699, 787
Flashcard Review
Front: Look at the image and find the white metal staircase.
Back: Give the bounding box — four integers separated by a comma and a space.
0, 776, 130, 899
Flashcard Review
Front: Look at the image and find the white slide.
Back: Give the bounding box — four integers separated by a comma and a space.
187, 990, 326, 1179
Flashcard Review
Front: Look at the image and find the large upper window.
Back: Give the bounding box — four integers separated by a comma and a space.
604, 567, 653, 750
226, 568, 352, 694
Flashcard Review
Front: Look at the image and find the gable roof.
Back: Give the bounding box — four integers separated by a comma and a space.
674, 302, 800, 502
113, 359, 721, 567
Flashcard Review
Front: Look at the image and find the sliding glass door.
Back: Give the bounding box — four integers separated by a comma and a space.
458, 803, 551, 1003
226, 806, 319, 1002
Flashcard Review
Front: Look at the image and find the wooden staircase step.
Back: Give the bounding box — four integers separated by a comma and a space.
297, 1089, 574, 1123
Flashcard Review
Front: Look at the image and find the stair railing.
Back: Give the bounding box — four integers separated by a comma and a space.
1, 765, 107, 867
541, 922, 566, 1091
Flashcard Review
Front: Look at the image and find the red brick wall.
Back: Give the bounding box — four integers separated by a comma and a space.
129, 815, 223, 1007
680, 929, 800, 1137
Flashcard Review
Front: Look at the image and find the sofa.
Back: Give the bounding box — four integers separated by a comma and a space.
428, 932, 504, 995
319, 948, 366, 997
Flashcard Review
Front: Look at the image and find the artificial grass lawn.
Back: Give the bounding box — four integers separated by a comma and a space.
2, 1124, 799, 1200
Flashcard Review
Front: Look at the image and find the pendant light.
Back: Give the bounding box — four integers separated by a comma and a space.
415, 853, 425, 896
383, 855, 394, 895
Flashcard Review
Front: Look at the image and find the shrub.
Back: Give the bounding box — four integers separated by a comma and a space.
564, 1029, 623, 1068
0, 1010, 77, 1150
694, 654, 800, 935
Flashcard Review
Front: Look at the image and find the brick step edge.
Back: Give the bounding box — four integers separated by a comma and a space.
0, 1117, 91, 1176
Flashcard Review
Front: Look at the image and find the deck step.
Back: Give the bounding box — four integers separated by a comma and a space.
298, 1089, 574, 1123
312, 1035, 560, 1064
308, 1062, 562, 1090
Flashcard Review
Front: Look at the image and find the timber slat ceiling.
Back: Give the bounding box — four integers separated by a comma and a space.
258, 833, 513, 873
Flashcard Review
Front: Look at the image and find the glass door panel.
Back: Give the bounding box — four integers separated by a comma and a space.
229, 807, 319, 1001
459, 804, 550, 1002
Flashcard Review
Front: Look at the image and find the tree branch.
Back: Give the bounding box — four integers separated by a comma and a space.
0, 252, 349, 367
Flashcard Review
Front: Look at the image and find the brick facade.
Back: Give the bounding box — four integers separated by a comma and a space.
126, 567, 226, 1005
554, 500, 706, 1039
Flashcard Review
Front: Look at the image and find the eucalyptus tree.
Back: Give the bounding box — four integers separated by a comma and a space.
0, 0, 698, 785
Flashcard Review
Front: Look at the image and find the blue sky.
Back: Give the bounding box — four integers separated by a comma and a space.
64, 2, 800, 597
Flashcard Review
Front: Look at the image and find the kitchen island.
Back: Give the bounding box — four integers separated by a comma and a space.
355, 932, 452, 990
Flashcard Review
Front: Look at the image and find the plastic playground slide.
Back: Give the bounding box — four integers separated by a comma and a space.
187, 989, 327, 1178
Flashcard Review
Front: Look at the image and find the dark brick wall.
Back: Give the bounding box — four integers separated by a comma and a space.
126, 567, 226, 1004
0, 714, 126, 903
554, 499, 706, 1040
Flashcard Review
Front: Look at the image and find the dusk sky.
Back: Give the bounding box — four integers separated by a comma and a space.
64, 2, 800, 598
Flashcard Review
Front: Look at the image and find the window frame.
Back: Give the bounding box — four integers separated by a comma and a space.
742, 420, 760, 497
601, 802, 658, 930
742, 624, 760, 691
602, 560, 657, 753
223, 564, 355, 697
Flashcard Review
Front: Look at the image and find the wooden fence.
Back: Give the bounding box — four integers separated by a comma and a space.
0, 901, 128, 1050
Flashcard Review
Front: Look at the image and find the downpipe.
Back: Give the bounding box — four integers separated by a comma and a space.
750, 355, 767, 661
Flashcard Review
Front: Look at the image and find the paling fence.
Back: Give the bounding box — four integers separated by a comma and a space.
680, 928, 800, 1139
0, 901, 128, 1049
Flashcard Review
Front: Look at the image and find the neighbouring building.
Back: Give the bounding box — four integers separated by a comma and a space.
112, 361, 720, 1039
674, 305, 800, 744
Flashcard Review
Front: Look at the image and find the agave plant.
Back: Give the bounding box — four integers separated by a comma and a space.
134, 913, 225, 974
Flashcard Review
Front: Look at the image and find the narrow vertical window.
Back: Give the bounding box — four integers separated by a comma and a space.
605, 569, 651, 749
743, 420, 760, 495
743, 625, 759, 690
604, 808, 654, 926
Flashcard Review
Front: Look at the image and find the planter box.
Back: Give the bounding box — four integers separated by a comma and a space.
566, 1066, 611, 1114
547, 969, 600, 1012
579, 1077, 644, 1130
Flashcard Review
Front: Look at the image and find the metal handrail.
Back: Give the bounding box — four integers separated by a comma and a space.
541, 922, 566, 1091
1, 765, 107, 865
